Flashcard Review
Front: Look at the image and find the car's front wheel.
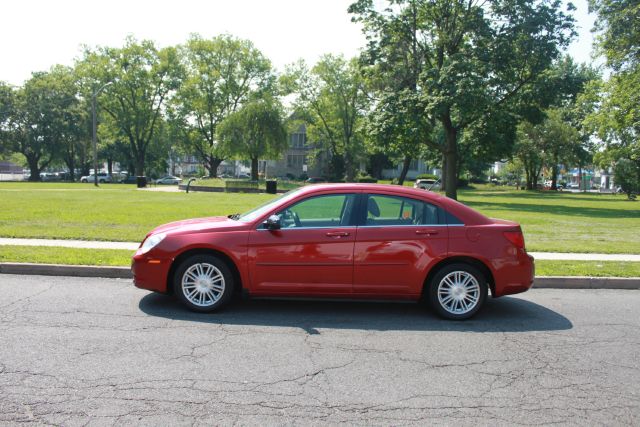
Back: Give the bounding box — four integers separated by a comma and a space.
428, 263, 487, 320
173, 255, 234, 312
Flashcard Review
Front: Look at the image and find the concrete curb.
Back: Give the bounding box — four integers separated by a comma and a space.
533, 276, 640, 290
1, 263, 640, 289
0, 263, 132, 279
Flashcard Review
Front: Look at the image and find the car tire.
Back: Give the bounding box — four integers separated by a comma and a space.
99, 179, 105, 183
173, 255, 234, 313
428, 263, 487, 320
80, 179, 87, 183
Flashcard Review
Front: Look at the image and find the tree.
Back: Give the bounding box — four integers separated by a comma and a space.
48, 66, 88, 181
613, 158, 639, 200
78, 37, 183, 176
587, 0, 639, 187
2, 71, 81, 181
217, 99, 288, 180
350, 0, 575, 199
589, 0, 639, 72
0, 81, 16, 157
366, 90, 432, 185
286, 55, 368, 181
172, 34, 274, 177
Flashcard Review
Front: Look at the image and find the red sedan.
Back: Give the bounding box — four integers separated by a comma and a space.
132, 184, 534, 320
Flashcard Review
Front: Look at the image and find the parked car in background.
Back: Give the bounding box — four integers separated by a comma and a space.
80, 173, 112, 183
155, 175, 182, 185
414, 178, 441, 191
119, 175, 137, 184
236, 173, 251, 179
40, 172, 61, 182
132, 183, 534, 320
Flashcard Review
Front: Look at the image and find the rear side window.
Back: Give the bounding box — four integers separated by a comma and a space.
444, 210, 464, 225
364, 194, 440, 226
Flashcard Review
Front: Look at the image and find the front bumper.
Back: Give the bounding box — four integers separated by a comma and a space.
131, 252, 172, 293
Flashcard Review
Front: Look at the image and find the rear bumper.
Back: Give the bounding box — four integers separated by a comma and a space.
493, 253, 535, 297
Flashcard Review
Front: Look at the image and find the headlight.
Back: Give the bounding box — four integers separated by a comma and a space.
139, 233, 166, 254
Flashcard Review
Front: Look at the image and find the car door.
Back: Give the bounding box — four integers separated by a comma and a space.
353, 193, 448, 297
247, 192, 359, 296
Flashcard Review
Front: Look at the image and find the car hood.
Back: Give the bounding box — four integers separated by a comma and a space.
150, 216, 246, 236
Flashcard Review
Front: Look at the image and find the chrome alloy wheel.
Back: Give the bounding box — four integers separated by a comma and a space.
437, 271, 481, 315
181, 263, 225, 307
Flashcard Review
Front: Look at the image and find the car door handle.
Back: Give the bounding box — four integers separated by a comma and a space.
415, 229, 439, 236
325, 231, 350, 238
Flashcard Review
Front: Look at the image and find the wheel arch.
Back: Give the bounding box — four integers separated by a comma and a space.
422, 256, 495, 297
167, 247, 243, 298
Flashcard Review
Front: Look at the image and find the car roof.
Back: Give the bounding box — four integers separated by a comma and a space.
293, 183, 491, 225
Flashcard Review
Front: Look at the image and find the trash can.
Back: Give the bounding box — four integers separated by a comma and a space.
136, 176, 147, 188
266, 179, 277, 194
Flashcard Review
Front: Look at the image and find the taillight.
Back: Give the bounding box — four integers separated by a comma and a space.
503, 231, 525, 250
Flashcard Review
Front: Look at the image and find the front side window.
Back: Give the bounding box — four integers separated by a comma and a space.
365, 194, 440, 226
276, 194, 357, 228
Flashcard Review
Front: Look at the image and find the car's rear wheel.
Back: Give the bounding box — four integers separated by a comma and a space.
428, 263, 487, 320
173, 255, 234, 313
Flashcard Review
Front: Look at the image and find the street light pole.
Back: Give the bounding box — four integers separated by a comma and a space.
92, 81, 113, 187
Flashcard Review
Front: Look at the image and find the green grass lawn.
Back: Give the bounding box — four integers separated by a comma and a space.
0, 182, 638, 254
1, 245, 639, 278
457, 188, 640, 253
0, 245, 134, 266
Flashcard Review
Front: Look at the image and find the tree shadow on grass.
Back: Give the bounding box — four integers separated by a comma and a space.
139, 293, 572, 333
459, 190, 633, 204
462, 200, 638, 219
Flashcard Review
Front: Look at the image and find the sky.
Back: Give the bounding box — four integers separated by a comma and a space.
1, 0, 598, 86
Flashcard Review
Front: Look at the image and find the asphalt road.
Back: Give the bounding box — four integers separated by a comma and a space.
0, 275, 638, 426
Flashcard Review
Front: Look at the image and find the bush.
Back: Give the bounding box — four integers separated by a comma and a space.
416, 173, 438, 180
457, 178, 470, 188
356, 175, 378, 183
224, 179, 259, 193
614, 158, 639, 200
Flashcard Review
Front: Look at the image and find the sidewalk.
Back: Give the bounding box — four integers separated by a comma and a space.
1, 237, 639, 261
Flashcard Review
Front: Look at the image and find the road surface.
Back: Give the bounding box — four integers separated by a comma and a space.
0, 274, 638, 425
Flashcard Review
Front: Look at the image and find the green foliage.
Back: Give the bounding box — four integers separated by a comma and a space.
589, 0, 640, 72
613, 158, 639, 200
285, 55, 367, 181
586, 0, 639, 185
350, 0, 576, 199
172, 34, 274, 177
217, 99, 287, 180
416, 174, 438, 180
1, 68, 87, 181
77, 37, 183, 176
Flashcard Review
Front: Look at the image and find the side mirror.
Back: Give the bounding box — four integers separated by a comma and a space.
263, 214, 281, 230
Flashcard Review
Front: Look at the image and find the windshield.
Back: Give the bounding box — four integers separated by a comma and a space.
236, 188, 303, 223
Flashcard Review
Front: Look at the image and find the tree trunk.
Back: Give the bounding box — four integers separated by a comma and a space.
207, 157, 223, 178
26, 156, 41, 182
578, 164, 583, 192
250, 157, 259, 181
135, 154, 145, 177
344, 151, 355, 182
443, 124, 458, 200
550, 151, 559, 190
64, 156, 76, 182
107, 158, 113, 176
441, 153, 447, 192
397, 157, 411, 185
